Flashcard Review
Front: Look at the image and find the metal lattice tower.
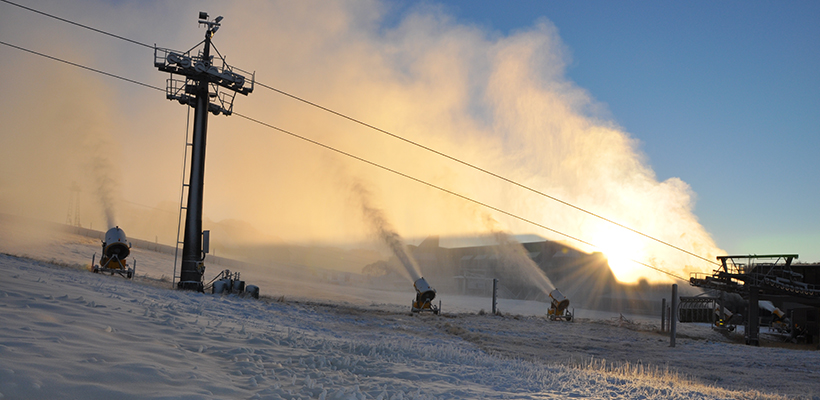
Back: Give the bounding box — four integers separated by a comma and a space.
155, 12, 254, 291
65, 181, 81, 227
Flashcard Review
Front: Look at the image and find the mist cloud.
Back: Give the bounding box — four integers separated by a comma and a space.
484, 214, 556, 295
0, 0, 724, 282
351, 180, 422, 282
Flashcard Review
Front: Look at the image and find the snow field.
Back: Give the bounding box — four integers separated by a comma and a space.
1, 223, 815, 399
2, 254, 807, 399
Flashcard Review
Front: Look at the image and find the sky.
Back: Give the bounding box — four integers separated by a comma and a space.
434, 1, 820, 259
0, 0, 818, 283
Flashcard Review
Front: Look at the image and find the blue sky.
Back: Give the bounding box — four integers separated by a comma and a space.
405, 1, 820, 261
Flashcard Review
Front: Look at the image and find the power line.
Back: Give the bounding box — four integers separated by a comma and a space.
0, 0, 719, 269
0, 0, 154, 49
122, 200, 177, 215
0, 38, 689, 282
0, 40, 163, 92
232, 112, 687, 282
253, 81, 721, 268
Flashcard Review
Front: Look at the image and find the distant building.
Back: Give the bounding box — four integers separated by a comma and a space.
363, 235, 687, 314
404, 237, 617, 305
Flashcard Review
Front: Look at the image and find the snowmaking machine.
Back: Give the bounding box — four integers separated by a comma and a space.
207, 269, 260, 299
769, 306, 792, 333
547, 288, 572, 321
411, 277, 440, 315
91, 226, 135, 279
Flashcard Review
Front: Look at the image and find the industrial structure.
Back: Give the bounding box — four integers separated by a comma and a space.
689, 254, 820, 346
154, 12, 254, 291
65, 182, 81, 227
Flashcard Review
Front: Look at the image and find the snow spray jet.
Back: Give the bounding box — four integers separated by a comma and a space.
484, 214, 556, 295
89, 140, 120, 229
352, 181, 422, 282
91, 155, 118, 228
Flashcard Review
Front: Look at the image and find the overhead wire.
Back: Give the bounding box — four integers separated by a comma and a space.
0, 40, 163, 92
0, 0, 719, 269
0, 39, 688, 282
0, 0, 154, 49
233, 112, 688, 282
122, 200, 177, 215
251, 82, 720, 268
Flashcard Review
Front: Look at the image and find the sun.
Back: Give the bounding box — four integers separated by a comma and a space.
591, 227, 646, 283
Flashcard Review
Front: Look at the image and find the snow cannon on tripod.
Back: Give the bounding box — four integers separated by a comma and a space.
91, 226, 135, 279
208, 269, 259, 299
547, 288, 572, 321
411, 277, 440, 315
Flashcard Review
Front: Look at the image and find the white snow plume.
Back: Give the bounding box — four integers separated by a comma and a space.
0, 1, 725, 283
0, 37, 123, 231
352, 180, 422, 282
485, 214, 556, 295
89, 140, 120, 229
202, 1, 724, 283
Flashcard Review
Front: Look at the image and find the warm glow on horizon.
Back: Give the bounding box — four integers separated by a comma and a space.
590, 226, 650, 284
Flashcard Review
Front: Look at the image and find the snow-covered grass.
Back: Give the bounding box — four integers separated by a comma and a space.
570, 358, 772, 400
1, 253, 814, 399
0, 222, 818, 399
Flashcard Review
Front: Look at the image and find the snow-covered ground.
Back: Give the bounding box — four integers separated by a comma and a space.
1, 221, 818, 399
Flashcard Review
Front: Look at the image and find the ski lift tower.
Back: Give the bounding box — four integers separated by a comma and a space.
154, 12, 254, 291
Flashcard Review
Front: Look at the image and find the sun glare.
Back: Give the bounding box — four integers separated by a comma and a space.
592, 227, 646, 283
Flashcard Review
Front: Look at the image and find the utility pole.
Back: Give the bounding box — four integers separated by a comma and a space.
66, 181, 81, 227
155, 12, 254, 291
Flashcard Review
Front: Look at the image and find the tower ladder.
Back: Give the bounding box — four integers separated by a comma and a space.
172, 108, 193, 288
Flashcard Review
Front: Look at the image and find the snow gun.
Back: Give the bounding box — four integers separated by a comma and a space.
770, 307, 791, 332
760, 302, 792, 334
411, 277, 440, 315
547, 289, 572, 321
91, 226, 135, 279
208, 269, 260, 299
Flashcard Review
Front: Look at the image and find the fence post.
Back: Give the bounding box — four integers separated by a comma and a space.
492, 278, 498, 315
670, 284, 678, 347
661, 298, 666, 332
